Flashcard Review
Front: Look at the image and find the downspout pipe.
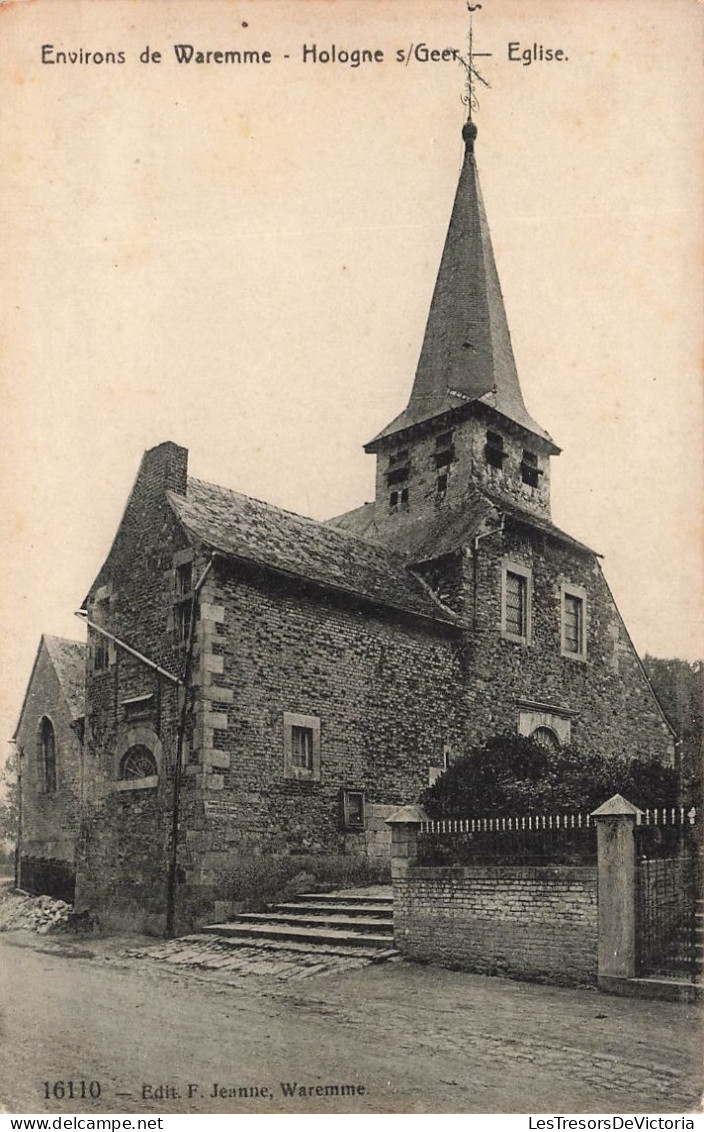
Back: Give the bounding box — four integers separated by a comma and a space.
471, 515, 505, 629
165, 553, 215, 938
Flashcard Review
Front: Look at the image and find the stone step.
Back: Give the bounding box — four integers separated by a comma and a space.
202, 920, 395, 949
186, 933, 399, 961
272, 901, 393, 919
235, 911, 394, 934
292, 891, 392, 907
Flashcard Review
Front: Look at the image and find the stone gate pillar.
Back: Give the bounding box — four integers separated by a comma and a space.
385, 805, 428, 879
591, 793, 642, 983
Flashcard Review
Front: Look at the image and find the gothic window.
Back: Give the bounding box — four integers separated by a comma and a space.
561, 584, 587, 660
501, 562, 532, 644
38, 716, 57, 794
119, 745, 158, 781
485, 430, 506, 468
521, 450, 542, 487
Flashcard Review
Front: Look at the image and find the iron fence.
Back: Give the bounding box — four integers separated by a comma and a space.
635, 806, 700, 982
418, 811, 597, 866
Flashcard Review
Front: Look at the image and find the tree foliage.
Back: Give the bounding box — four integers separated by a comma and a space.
643, 655, 702, 800
420, 732, 680, 819
0, 751, 19, 846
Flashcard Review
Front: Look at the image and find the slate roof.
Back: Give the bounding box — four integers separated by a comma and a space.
168, 478, 459, 625
367, 122, 556, 452
14, 635, 86, 739
43, 636, 86, 721
329, 488, 597, 563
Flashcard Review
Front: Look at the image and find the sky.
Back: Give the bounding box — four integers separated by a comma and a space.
1, 0, 702, 769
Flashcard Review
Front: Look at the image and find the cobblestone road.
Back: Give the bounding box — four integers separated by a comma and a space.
0, 932, 701, 1115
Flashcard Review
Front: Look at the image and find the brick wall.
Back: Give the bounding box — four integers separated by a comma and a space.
393, 864, 598, 985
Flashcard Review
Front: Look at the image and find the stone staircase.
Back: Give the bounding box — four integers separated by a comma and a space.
201, 888, 396, 958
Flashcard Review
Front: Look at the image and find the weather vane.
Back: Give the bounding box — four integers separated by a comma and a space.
460, 3, 492, 121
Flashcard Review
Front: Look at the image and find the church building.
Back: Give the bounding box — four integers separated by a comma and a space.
73, 119, 674, 934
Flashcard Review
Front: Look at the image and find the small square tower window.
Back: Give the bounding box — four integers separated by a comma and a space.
485, 431, 506, 468
521, 450, 542, 487
436, 473, 448, 498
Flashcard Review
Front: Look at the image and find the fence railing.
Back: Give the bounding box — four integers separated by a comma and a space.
635, 806, 700, 981
418, 810, 597, 866
417, 805, 699, 870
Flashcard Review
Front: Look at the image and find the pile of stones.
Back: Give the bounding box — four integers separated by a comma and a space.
0, 889, 72, 933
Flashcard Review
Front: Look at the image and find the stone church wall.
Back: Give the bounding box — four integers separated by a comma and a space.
15, 646, 83, 901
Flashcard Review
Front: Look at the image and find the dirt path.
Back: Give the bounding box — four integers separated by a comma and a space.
0, 933, 700, 1115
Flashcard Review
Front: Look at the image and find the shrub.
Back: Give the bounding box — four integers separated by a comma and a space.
420, 732, 680, 819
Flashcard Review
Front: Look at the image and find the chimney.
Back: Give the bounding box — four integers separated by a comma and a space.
139, 441, 188, 498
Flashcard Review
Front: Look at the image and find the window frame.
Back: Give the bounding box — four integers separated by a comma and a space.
283, 712, 321, 781
560, 583, 587, 661
112, 726, 163, 792
500, 561, 532, 645
38, 715, 58, 795
341, 789, 366, 831
172, 552, 195, 646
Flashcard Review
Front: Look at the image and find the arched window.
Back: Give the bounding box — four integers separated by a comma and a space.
531, 726, 561, 753
119, 745, 158, 781
39, 717, 57, 794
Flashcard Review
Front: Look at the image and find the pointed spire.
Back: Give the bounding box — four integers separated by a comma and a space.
367, 123, 555, 450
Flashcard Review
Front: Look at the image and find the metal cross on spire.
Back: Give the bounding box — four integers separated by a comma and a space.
460, 3, 492, 121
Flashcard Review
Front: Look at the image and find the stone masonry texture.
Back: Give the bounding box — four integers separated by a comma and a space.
394, 865, 598, 985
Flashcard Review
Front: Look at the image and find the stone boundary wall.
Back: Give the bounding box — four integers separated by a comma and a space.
393, 864, 597, 985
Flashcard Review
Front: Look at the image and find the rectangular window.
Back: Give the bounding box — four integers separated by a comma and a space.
176, 561, 193, 598
175, 598, 193, 644
436, 473, 448, 498
123, 693, 155, 722
283, 712, 321, 780
521, 450, 541, 487
291, 725, 314, 770
501, 562, 532, 644
94, 635, 110, 672
342, 790, 365, 830
173, 555, 194, 645
388, 448, 409, 467
485, 430, 506, 468
561, 584, 587, 660
505, 572, 527, 636
92, 596, 111, 671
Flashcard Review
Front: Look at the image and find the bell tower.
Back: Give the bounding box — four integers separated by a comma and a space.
364, 117, 559, 529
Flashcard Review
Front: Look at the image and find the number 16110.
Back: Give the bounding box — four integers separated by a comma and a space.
43, 1081, 102, 1100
